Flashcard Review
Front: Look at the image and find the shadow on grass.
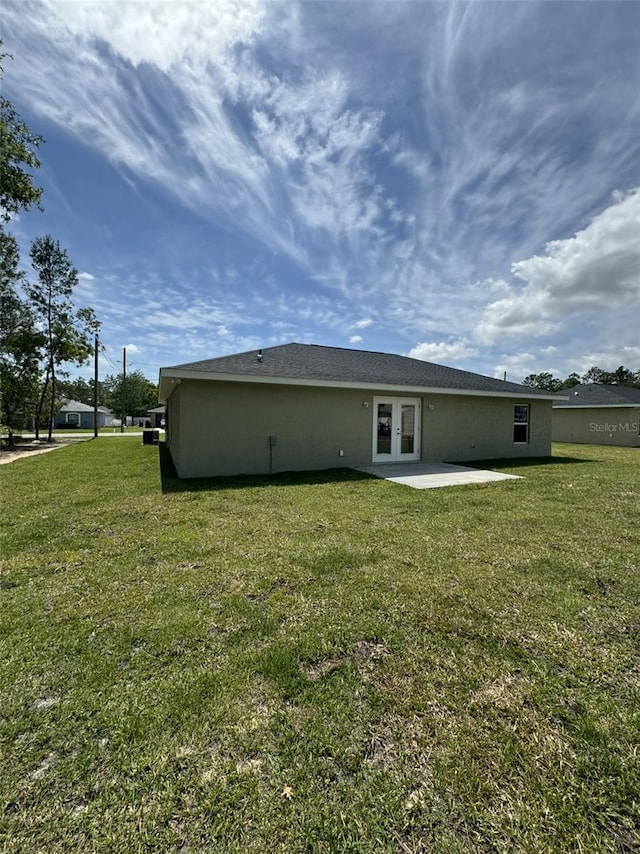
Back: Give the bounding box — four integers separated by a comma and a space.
159, 443, 599, 493
456, 454, 598, 471
158, 443, 374, 494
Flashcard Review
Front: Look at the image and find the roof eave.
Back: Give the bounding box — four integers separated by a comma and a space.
553, 402, 640, 409
158, 367, 560, 403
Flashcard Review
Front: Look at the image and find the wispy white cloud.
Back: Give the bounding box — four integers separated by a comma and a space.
383, 132, 430, 181
251, 71, 385, 248
349, 335, 363, 344
69, 259, 372, 378
3, 0, 392, 278
48, 0, 265, 74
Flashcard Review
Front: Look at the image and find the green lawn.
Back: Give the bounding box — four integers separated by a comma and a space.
2, 427, 148, 440
51, 426, 148, 434
1, 440, 638, 853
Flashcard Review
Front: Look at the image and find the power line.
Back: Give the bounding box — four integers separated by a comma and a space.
101, 351, 120, 371
128, 361, 161, 370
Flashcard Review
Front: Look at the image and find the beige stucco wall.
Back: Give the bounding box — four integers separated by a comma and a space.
421, 394, 551, 462
165, 382, 183, 473
166, 379, 553, 478
552, 407, 640, 447
167, 381, 371, 478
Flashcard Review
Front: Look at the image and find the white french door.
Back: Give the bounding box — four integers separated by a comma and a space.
372, 397, 421, 463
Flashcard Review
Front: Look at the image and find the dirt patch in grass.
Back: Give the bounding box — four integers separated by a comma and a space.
0, 440, 82, 465
303, 639, 391, 681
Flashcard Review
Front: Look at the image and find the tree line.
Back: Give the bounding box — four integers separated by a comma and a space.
523, 366, 640, 392
1, 46, 100, 443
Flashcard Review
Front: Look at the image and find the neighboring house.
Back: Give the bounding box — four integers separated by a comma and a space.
158, 343, 559, 479
55, 400, 114, 429
552, 384, 640, 447
147, 405, 166, 428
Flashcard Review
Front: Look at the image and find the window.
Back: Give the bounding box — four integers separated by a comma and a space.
513, 404, 529, 443
66, 412, 80, 426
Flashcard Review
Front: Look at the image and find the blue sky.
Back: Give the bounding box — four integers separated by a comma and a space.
3, 0, 640, 383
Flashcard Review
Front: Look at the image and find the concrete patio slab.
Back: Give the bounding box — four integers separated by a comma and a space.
353, 461, 522, 489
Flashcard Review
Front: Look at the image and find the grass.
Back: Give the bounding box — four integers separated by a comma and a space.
1, 427, 147, 442
50, 426, 150, 434
0, 440, 638, 853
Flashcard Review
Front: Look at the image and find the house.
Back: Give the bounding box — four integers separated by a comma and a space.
158, 343, 559, 479
147, 405, 166, 428
552, 384, 640, 447
54, 400, 114, 429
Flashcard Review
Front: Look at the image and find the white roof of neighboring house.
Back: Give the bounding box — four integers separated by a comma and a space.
59, 400, 113, 414
59, 399, 95, 413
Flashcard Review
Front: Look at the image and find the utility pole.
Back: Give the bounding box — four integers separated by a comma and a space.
93, 334, 99, 439
121, 346, 126, 433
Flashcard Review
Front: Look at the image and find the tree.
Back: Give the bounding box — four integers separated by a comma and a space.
582, 366, 613, 384
0, 232, 44, 442
56, 376, 97, 406
558, 372, 581, 390
523, 366, 640, 392
0, 50, 103, 442
27, 236, 99, 440
101, 370, 158, 420
581, 365, 638, 386
611, 365, 635, 386
522, 372, 562, 392
0, 47, 46, 443
0, 45, 43, 222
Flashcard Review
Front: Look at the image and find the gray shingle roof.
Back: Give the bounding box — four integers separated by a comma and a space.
59, 400, 112, 413
553, 384, 640, 407
59, 399, 95, 413
165, 343, 552, 397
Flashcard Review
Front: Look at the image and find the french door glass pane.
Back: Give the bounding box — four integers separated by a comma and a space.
377, 403, 392, 455
401, 404, 415, 454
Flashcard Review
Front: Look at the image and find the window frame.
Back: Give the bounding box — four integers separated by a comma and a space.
513, 404, 530, 444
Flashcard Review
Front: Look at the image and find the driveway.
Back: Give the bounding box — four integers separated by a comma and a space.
353, 461, 522, 489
